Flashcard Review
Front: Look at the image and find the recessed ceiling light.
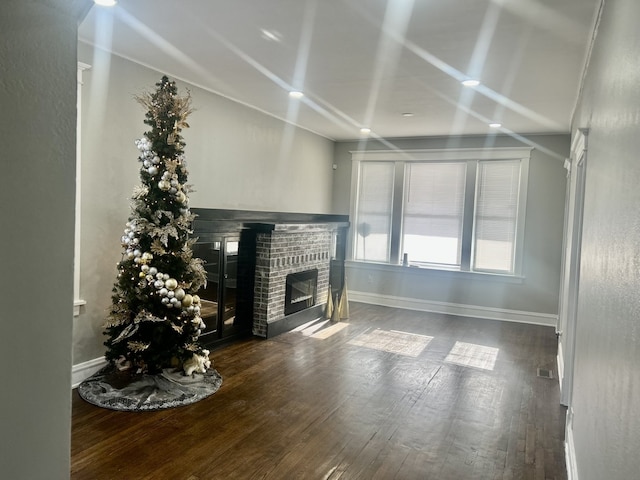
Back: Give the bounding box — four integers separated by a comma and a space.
402, 112, 414, 117
461, 79, 480, 87
289, 91, 304, 99
360, 127, 371, 135
489, 122, 502, 128
94, 0, 117, 6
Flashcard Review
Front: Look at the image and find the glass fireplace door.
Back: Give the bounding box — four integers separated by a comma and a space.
220, 239, 239, 338
192, 235, 239, 343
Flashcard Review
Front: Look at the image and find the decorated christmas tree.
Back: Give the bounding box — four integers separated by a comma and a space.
103, 76, 210, 376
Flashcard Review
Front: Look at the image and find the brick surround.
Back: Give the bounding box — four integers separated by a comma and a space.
252, 225, 332, 337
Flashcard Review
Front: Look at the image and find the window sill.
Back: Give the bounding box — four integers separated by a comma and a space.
345, 260, 525, 284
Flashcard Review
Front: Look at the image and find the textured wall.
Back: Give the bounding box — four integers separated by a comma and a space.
332, 134, 568, 317
0, 1, 85, 478
570, 1, 640, 479
74, 43, 335, 365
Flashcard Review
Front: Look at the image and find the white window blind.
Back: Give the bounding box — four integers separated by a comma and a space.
473, 160, 521, 272
403, 162, 466, 266
355, 162, 394, 262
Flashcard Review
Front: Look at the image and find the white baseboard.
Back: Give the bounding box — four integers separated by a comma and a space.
349, 290, 558, 327
565, 418, 579, 480
72, 356, 107, 389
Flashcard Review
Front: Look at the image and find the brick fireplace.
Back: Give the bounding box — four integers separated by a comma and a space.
253, 225, 333, 337
190, 209, 349, 346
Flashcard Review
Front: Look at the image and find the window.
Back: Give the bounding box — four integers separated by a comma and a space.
353, 162, 394, 262
403, 162, 466, 266
350, 148, 530, 275
473, 160, 521, 272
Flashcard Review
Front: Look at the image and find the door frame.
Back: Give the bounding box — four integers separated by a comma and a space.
557, 128, 588, 407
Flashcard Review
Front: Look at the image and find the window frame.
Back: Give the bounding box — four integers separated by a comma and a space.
349, 148, 531, 277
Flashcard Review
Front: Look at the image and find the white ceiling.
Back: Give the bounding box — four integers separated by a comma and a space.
78, 0, 600, 141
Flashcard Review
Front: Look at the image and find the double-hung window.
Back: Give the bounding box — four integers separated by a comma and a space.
350, 148, 530, 275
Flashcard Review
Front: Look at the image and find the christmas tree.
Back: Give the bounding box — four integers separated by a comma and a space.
103, 76, 210, 376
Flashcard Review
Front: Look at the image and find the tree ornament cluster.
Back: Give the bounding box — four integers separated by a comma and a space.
104, 76, 209, 376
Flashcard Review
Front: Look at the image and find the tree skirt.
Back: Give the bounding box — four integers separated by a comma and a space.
78, 364, 223, 411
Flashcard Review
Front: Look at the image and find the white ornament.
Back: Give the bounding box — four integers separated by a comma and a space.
174, 288, 185, 300
149, 267, 158, 276
165, 278, 178, 290
141, 265, 150, 273
148, 166, 158, 176
167, 290, 175, 298
163, 274, 170, 281
161, 297, 170, 305
154, 280, 164, 289
159, 287, 168, 296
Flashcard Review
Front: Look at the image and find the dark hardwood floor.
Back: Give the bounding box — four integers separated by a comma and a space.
71, 303, 566, 479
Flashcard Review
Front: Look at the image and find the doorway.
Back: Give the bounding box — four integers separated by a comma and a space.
557, 128, 588, 407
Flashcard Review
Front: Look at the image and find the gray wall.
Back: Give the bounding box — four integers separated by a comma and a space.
0, 1, 88, 478
570, 1, 640, 479
332, 135, 568, 317
74, 43, 335, 365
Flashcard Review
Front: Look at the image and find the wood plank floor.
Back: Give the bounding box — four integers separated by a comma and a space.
71, 303, 567, 479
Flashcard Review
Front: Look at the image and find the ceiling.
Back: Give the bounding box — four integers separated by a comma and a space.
78, 0, 600, 141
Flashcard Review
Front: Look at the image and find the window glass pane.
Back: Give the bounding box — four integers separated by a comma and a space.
402, 162, 466, 266
355, 162, 394, 262
473, 160, 521, 272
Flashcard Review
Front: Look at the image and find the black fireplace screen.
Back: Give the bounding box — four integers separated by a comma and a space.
284, 269, 318, 315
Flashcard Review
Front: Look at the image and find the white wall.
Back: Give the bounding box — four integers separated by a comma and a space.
0, 1, 88, 478
569, 1, 640, 479
73, 43, 335, 366
332, 135, 568, 321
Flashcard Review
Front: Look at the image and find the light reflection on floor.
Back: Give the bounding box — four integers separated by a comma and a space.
348, 328, 433, 357
310, 322, 349, 339
444, 341, 499, 371
295, 321, 499, 370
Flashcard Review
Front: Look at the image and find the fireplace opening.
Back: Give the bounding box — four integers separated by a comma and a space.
285, 269, 318, 316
